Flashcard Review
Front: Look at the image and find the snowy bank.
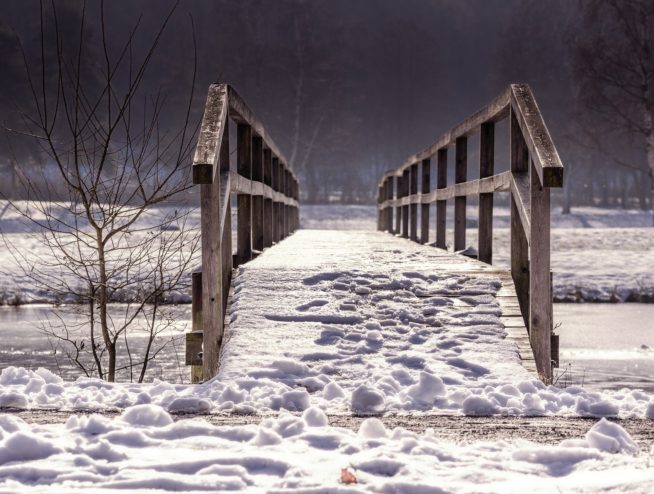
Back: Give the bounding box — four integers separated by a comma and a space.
0, 406, 652, 493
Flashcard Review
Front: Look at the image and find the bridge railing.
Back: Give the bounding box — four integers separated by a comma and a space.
186, 84, 300, 381
376, 84, 563, 383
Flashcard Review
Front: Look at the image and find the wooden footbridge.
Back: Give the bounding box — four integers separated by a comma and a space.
186, 83, 563, 385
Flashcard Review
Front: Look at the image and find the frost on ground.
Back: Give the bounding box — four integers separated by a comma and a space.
1, 231, 652, 418
0, 405, 652, 493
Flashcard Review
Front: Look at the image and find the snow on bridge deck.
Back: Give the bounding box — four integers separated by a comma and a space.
218, 229, 535, 414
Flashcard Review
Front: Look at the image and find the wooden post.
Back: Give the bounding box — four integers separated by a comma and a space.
272, 157, 279, 243
401, 169, 409, 238
394, 176, 401, 234
478, 122, 494, 263
530, 159, 552, 382
189, 271, 203, 383
263, 149, 273, 247
510, 107, 530, 330
200, 128, 229, 379
454, 136, 467, 251
277, 162, 284, 241
236, 123, 252, 264
420, 158, 430, 244
385, 179, 393, 231
409, 163, 418, 241
251, 135, 264, 253
436, 148, 447, 249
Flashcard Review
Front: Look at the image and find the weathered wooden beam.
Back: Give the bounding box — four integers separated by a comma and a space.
510, 106, 530, 334
409, 163, 418, 242
509, 84, 563, 188
263, 148, 273, 248
478, 121, 494, 264
188, 271, 203, 382
200, 128, 229, 379
454, 136, 467, 251
529, 159, 553, 383
379, 171, 511, 208
236, 123, 253, 265
193, 84, 229, 184
510, 171, 531, 239
394, 176, 401, 235
401, 169, 410, 238
436, 148, 447, 249
251, 136, 264, 253
420, 159, 431, 244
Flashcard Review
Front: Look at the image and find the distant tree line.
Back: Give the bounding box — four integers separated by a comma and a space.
0, 0, 652, 213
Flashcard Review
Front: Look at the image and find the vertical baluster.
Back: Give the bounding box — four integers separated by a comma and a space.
436, 148, 448, 249
263, 149, 273, 248
251, 135, 264, 253
271, 157, 279, 243
530, 161, 552, 383
510, 107, 530, 328
236, 123, 252, 264
478, 122, 494, 263
410, 163, 418, 241
454, 136, 467, 251
394, 176, 401, 234
401, 169, 409, 238
420, 158, 431, 244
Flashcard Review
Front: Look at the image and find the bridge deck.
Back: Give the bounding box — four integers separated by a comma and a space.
218, 230, 535, 413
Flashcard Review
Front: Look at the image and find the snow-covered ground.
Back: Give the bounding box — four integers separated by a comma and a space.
0, 406, 652, 493
1, 231, 652, 418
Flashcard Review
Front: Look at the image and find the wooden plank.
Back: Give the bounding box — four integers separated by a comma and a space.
236, 123, 253, 265
410, 163, 418, 241
229, 171, 299, 207
420, 158, 430, 244
436, 148, 447, 249
529, 159, 553, 383
454, 136, 467, 251
478, 121, 494, 264
251, 136, 264, 252
509, 84, 563, 188
380, 171, 510, 208
193, 84, 228, 184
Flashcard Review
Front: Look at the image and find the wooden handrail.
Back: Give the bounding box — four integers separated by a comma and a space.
186, 84, 300, 382
376, 83, 563, 384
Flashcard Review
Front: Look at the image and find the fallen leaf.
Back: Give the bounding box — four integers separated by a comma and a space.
340, 467, 357, 484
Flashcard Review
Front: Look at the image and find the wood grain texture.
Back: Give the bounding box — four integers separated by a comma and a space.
251, 136, 264, 252
436, 148, 447, 249
529, 160, 553, 382
236, 123, 253, 265
454, 136, 467, 251
420, 159, 430, 243
410, 163, 418, 241
478, 122, 494, 264
193, 84, 229, 184
510, 84, 563, 188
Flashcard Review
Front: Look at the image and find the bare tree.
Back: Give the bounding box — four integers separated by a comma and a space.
3, 0, 200, 382
572, 0, 654, 222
